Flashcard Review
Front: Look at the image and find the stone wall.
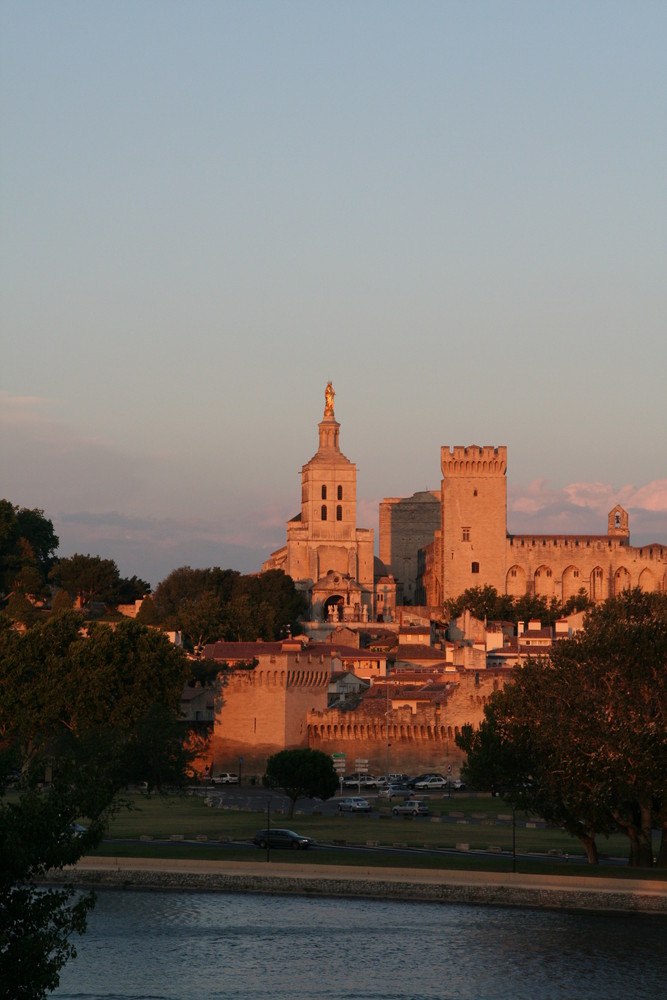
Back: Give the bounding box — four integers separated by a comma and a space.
46, 859, 667, 915
205, 653, 331, 775
308, 669, 505, 776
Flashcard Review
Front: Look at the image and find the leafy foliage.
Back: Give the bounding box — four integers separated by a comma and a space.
263, 749, 339, 818
457, 590, 667, 866
0, 613, 194, 996
149, 566, 307, 649
0, 501, 59, 599
48, 555, 150, 610
48, 553, 120, 608
444, 584, 592, 628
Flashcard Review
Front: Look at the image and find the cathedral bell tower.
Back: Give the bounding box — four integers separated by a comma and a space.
300, 382, 357, 542
262, 383, 375, 622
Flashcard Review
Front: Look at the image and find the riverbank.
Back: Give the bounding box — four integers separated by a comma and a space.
47, 856, 667, 915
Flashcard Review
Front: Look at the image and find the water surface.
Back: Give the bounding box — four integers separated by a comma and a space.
54, 889, 665, 1000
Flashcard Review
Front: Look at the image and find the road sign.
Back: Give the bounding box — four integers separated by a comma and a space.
447, 764, 452, 773
355, 758, 369, 773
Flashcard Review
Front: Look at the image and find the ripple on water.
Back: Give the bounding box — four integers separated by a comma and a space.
54, 890, 667, 1000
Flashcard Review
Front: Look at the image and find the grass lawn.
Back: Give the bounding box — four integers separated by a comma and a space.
96, 792, 663, 879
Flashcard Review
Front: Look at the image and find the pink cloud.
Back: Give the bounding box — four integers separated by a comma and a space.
509, 478, 667, 545
0, 391, 56, 429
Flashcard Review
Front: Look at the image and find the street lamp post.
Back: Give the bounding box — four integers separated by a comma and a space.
385, 680, 391, 776
266, 797, 271, 863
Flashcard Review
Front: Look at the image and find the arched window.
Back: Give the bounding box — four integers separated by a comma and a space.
336, 505, 342, 521
337, 485, 342, 500
321, 505, 327, 520
321, 485, 327, 500
471, 561, 480, 573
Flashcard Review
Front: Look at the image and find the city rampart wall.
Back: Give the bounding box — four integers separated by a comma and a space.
206, 654, 330, 774
308, 670, 506, 776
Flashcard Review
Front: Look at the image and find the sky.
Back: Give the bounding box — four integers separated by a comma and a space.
2, 1, 666, 590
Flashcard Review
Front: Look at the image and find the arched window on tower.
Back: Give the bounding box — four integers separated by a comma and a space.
336, 505, 342, 521
321, 485, 327, 500
321, 505, 327, 521
471, 561, 480, 574
337, 485, 343, 500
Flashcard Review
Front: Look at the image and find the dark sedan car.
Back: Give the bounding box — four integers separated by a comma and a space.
252, 828, 314, 850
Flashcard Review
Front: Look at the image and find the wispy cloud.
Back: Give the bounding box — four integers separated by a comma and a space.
509, 478, 667, 543
0, 391, 58, 431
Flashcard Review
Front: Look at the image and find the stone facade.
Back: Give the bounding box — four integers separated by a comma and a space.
308, 669, 505, 776
379, 491, 441, 605
381, 445, 667, 606
202, 640, 334, 773
263, 384, 395, 621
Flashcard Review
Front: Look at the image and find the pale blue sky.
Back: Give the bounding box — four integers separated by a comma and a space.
2, 1, 666, 588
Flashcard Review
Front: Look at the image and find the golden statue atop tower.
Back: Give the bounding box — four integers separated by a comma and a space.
324, 381, 335, 416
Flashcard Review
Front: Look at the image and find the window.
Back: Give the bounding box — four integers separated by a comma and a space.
462, 527, 470, 542
337, 485, 342, 500
321, 505, 327, 520
473, 489, 478, 497
321, 485, 327, 500
471, 561, 479, 573
336, 505, 342, 521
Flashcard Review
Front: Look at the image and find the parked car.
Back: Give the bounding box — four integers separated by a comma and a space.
392, 800, 430, 816
449, 778, 467, 791
415, 776, 449, 791
338, 797, 371, 812
211, 772, 240, 785
342, 774, 377, 789
378, 783, 411, 800
406, 772, 443, 789
252, 828, 314, 850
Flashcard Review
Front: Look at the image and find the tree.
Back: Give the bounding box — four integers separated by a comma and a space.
457, 590, 667, 867
0, 501, 59, 598
51, 588, 74, 613
49, 553, 120, 608
444, 585, 592, 629
263, 749, 338, 818
114, 574, 151, 604
15, 507, 59, 577
149, 566, 307, 648
0, 612, 194, 997
5, 591, 38, 628
457, 676, 613, 864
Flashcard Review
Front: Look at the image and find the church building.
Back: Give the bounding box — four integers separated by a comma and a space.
262, 383, 396, 622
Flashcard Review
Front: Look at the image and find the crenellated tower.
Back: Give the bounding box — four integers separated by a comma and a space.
437, 445, 508, 601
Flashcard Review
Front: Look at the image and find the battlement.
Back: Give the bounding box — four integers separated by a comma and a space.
441, 445, 507, 477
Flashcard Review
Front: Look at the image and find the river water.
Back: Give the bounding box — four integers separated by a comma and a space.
53, 889, 665, 1000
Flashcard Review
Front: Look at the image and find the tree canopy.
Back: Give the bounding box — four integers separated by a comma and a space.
0, 612, 194, 997
0, 501, 59, 599
456, 590, 667, 866
147, 566, 307, 649
444, 584, 592, 628
48, 554, 150, 610
263, 749, 339, 818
